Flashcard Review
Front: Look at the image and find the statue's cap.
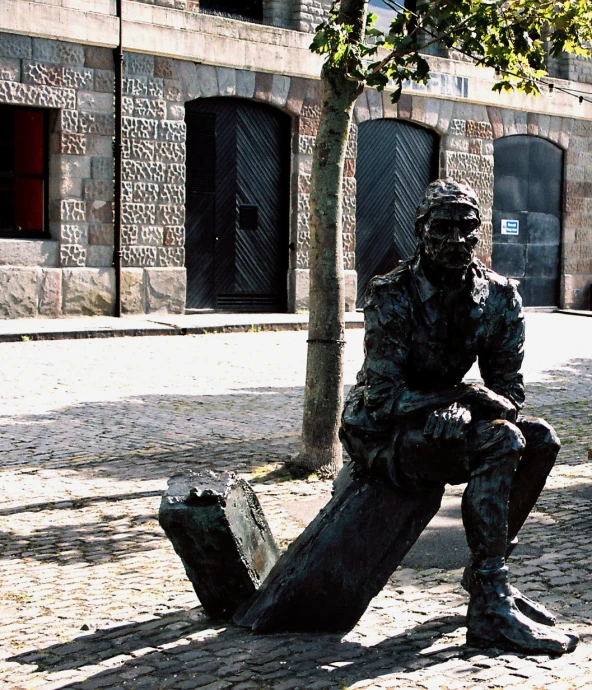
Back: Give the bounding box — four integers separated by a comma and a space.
416, 178, 480, 226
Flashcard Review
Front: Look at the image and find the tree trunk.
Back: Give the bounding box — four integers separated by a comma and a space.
295, 0, 368, 477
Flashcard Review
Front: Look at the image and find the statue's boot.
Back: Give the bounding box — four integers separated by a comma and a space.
461, 540, 556, 627
466, 566, 578, 655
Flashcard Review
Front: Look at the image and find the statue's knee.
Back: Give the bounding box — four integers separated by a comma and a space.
497, 420, 526, 456
530, 418, 561, 455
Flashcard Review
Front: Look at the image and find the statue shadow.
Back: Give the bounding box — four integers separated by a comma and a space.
9, 607, 482, 688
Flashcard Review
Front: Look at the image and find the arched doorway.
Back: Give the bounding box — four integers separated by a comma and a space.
185, 98, 291, 312
355, 119, 439, 306
492, 135, 563, 307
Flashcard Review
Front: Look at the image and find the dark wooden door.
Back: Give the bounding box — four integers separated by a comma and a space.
355, 119, 439, 306
492, 135, 563, 307
185, 98, 291, 312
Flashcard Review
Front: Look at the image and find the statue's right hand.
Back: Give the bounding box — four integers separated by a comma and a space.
423, 402, 472, 443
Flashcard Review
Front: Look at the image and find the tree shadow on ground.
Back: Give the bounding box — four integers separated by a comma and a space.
10, 607, 487, 689
0, 388, 304, 482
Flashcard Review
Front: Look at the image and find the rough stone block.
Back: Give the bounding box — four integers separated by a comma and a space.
123, 52, 155, 76
167, 103, 184, 121
62, 267, 115, 315
121, 246, 157, 267
89, 223, 114, 246
57, 109, 79, 133
123, 138, 155, 161
87, 200, 113, 224
217, 67, 236, 97
157, 120, 186, 142
235, 462, 443, 633
59, 199, 87, 222
163, 163, 185, 184
366, 89, 383, 120
158, 246, 185, 267
145, 267, 186, 312
0, 57, 20, 81
93, 70, 115, 93
78, 113, 114, 135
164, 78, 181, 102
58, 223, 88, 244
122, 202, 156, 225
0, 267, 41, 317
0, 239, 59, 267
132, 182, 159, 204
121, 225, 139, 245
77, 91, 114, 114
60, 244, 86, 267
270, 75, 290, 108
139, 225, 164, 246
53, 132, 87, 156
92, 157, 114, 180
160, 184, 185, 205
84, 46, 114, 70
155, 57, 176, 79
23, 62, 93, 89
86, 245, 114, 267
123, 76, 149, 97
121, 267, 145, 313
134, 98, 167, 120
39, 268, 62, 317
0, 32, 32, 59
0, 81, 75, 109
123, 116, 158, 140
123, 160, 166, 183
164, 225, 184, 246
155, 141, 184, 163
159, 470, 280, 620
84, 179, 113, 201
236, 69, 256, 99
32, 38, 84, 66
157, 204, 184, 225
196, 64, 218, 97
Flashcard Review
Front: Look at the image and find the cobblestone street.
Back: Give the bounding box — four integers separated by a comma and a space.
1, 312, 592, 690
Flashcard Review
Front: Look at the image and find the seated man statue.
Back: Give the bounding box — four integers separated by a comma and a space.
340, 178, 577, 654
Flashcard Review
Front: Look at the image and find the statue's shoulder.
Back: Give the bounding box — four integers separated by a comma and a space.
365, 262, 412, 303
475, 260, 520, 295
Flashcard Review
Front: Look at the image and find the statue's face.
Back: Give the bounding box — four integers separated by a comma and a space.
421, 205, 480, 271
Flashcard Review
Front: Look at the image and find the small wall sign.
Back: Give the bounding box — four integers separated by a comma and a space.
501, 219, 520, 235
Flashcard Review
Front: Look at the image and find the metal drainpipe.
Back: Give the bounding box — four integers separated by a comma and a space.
113, 0, 123, 317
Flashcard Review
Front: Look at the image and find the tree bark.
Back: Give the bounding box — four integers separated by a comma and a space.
295, 0, 368, 477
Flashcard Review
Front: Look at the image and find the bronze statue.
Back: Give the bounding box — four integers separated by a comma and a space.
172, 179, 577, 657
340, 178, 577, 654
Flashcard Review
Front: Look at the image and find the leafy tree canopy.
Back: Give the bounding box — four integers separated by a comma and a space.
310, 0, 592, 101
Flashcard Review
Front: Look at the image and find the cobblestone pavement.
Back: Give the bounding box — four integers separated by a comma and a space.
1, 313, 591, 690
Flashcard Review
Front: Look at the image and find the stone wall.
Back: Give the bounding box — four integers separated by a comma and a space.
0, 32, 117, 317
293, 0, 332, 33
119, 53, 186, 314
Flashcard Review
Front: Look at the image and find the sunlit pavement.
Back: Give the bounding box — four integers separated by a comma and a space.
1, 312, 591, 689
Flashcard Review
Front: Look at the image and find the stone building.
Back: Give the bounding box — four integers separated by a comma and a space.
0, 0, 591, 318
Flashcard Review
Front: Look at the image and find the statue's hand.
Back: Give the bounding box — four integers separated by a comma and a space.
424, 402, 472, 443
462, 384, 517, 423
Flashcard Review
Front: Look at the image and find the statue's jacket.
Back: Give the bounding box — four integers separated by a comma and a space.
340, 254, 526, 473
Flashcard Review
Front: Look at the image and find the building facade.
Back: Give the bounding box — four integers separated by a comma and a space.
0, 0, 591, 318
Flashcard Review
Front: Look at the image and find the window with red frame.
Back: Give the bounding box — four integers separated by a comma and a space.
0, 105, 48, 239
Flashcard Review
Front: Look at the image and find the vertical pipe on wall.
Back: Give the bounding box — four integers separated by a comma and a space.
113, 0, 123, 317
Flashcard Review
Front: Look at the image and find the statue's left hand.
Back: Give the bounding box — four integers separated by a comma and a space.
424, 402, 472, 443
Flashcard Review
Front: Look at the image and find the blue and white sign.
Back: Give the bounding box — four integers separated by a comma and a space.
501, 219, 520, 236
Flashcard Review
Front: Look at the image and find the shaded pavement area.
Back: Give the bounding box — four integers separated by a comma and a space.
1, 313, 592, 689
